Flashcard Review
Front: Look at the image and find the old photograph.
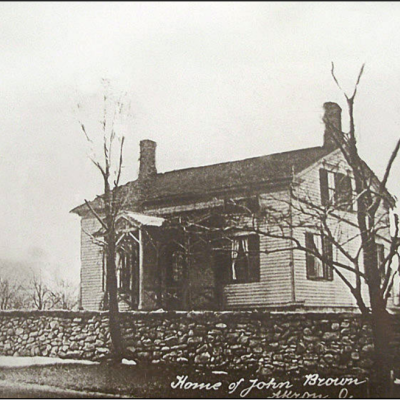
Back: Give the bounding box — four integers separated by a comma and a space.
1, 2, 400, 398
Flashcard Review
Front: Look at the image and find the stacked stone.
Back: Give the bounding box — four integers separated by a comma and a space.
0, 311, 111, 360
0, 310, 384, 377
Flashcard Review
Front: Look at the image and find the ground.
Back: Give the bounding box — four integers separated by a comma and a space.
0, 381, 103, 398
0, 361, 382, 399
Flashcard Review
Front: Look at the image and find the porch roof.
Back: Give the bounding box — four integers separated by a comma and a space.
117, 211, 165, 228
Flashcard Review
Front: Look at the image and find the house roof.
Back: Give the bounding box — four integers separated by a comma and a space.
143, 146, 330, 201
71, 145, 332, 216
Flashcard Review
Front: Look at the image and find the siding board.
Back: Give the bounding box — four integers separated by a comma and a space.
81, 218, 104, 310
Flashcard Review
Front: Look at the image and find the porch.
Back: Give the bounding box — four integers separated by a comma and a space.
111, 211, 260, 311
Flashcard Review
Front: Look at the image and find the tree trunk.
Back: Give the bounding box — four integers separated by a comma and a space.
352, 162, 393, 397
105, 234, 124, 361
104, 180, 124, 361
362, 244, 393, 398
369, 298, 394, 397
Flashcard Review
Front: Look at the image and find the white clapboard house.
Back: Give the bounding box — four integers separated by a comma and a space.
72, 102, 398, 312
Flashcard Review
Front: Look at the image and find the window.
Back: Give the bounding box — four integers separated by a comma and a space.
165, 244, 186, 310
224, 196, 260, 214
305, 232, 333, 280
327, 171, 336, 203
168, 248, 185, 285
213, 234, 260, 284
376, 243, 385, 280
320, 168, 353, 211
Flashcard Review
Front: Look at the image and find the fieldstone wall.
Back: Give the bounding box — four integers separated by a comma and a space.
0, 310, 396, 376
0, 311, 111, 360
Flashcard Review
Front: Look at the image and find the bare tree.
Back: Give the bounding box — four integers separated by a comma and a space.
48, 278, 79, 310
0, 278, 14, 310
30, 272, 50, 310
325, 63, 399, 395
0, 277, 26, 310
174, 65, 400, 396
78, 80, 128, 360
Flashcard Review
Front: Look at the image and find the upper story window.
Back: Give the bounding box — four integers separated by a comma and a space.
224, 196, 260, 214
320, 168, 353, 211
305, 232, 333, 281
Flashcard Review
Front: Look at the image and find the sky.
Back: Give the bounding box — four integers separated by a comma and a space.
1, 2, 400, 284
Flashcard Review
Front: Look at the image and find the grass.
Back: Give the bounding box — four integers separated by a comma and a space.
0, 362, 375, 398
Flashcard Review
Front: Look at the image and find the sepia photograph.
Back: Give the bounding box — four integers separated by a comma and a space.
1, 2, 400, 398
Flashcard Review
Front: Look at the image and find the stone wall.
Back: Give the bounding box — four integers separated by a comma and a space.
0, 310, 395, 376
0, 311, 110, 359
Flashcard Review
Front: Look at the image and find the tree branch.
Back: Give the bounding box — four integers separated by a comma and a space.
84, 199, 107, 231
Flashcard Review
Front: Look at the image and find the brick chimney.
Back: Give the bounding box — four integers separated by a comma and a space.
323, 102, 342, 150
139, 139, 157, 181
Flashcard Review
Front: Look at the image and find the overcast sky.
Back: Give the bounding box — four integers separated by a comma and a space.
1, 2, 400, 283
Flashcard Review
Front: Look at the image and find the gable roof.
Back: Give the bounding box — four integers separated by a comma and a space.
71, 145, 332, 216
143, 146, 331, 202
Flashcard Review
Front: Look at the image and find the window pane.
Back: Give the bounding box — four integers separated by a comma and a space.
328, 172, 335, 190
305, 232, 333, 280
305, 232, 317, 278
376, 243, 385, 280
248, 235, 260, 282
213, 242, 231, 284
235, 239, 249, 282
171, 251, 184, 283
322, 236, 334, 280
319, 169, 329, 206
335, 173, 353, 211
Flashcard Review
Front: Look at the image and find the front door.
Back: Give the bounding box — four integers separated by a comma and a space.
164, 243, 186, 310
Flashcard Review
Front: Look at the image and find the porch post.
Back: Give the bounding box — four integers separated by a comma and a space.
138, 228, 144, 310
